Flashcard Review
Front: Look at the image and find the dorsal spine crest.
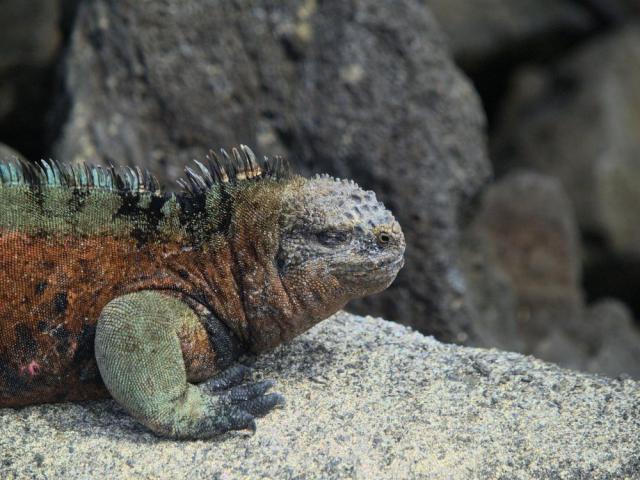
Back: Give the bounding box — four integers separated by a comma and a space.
0, 145, 291, 197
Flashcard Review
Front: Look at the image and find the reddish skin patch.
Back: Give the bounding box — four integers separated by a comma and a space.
0, 232, 228, 407
19, 360, 41, 377
0, 220, 350, 407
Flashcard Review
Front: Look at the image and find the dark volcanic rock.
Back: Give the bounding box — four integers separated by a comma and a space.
0, 143, 25, 161
54, 0, 491, 342
0, 1, 61, 73
0, 0, 66, 157
427, 0, 594, 69
533, 299, 640, 379
493, 26, 640, 259
464, 171, 583, 349
464, 171, 640, 378
427, 0, 640, 71
583, 300, 640, 378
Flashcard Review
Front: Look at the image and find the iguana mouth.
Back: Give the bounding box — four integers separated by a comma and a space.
371, 254, 405, 273
378, 256, 404, 270
344, 256, 404, 279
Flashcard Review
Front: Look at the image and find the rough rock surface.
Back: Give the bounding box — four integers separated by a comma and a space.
53, 0, 491, 342
463, 171, 583, 349
0, 143, 24, 161
462, 171, 640, 378
0, 0, 66, 157
426, 0, 594, 69
1, 312, 638, 479
493, 26, 640, 259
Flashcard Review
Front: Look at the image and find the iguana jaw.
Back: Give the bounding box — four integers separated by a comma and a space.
338, 253, 405, 295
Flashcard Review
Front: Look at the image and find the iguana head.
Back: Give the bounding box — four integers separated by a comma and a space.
278, 174, 405, 298
180, 146, 405, 350
183, 146, 405, 300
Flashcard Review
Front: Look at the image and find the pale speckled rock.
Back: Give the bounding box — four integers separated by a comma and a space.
1, 312, 638, 479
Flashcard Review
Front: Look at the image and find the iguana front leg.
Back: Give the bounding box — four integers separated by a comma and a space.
95, 290, 283, 439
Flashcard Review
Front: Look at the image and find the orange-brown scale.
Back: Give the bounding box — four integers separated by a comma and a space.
0, 186, 355, 408
229, 192, 351, 352
0, 231, 238, 407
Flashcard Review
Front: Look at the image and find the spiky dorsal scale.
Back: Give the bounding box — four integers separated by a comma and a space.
0, 146, 292, 243
0, 156, 160, 192
178, 145, 290, 194
174, 145, 293, 246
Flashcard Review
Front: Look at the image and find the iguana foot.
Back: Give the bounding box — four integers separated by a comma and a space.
216, 378, 285, 415
191, 379, 285, 437
202, 365, 285, 420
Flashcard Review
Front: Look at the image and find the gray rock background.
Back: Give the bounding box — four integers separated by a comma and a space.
463, 171, 640, 378
0, 143, 24, 162
1, 313, 638, 479
0, 0, 61, 121
462, 172, 582, 351
0, 0, 639, 383
426, 0, 594, 70
52, 0, 491, 343
0, 0, 74, 161
493, 27, 640, 258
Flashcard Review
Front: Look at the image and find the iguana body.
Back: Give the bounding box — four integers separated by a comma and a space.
0, 146, 405, 438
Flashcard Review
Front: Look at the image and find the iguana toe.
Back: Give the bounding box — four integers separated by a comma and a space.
202, 363, 252, 392
220, 379, 276, 402
239, 392, 286, 417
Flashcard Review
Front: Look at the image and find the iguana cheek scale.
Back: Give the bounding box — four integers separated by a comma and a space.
0, 146, 405, 439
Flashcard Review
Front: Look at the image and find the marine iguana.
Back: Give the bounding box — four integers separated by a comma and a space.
0, 145, 405, 439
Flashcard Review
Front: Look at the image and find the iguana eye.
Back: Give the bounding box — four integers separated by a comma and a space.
376, 230, 391, 245
317, 230, 350, 246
